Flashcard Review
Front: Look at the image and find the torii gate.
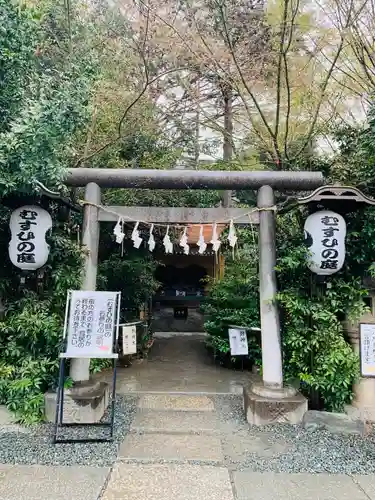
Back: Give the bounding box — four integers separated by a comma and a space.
64, 168, 323, 424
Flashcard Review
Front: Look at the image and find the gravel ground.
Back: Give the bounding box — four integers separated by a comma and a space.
214, 395, 375, 475
0, 396, 137, 466
2, 393, 375, 474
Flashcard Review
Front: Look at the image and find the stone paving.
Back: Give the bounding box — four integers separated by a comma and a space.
2, 336, 375, 499
99, 393, 375, 500
0, 464, 108, 500
94, 335, 252, 395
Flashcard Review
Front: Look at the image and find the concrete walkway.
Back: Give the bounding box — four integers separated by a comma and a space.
2, 462, 375, 500
96, 334, 253, 395
100, 393, 375, 500
2, 336, 375, 499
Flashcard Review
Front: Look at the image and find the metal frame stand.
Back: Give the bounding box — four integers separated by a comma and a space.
52, 290, 121, 445
52, 355, 118, 444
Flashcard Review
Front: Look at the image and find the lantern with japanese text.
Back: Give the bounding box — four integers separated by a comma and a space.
304, 210, 346, 275
8, 205, 52, 271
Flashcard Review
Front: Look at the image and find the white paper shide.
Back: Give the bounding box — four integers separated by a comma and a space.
360, 323, 375, 377
9, 205, 52, 270
66, 291, 117, 358
229, 327, 249, 356
304, 210, 346, 275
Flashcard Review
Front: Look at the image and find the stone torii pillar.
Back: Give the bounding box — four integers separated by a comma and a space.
257, 185, 283, 389
242, 185, 308, 425
64, 168, 322, 424
70, 182, 101, 382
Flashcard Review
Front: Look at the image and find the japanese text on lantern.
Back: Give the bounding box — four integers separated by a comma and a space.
9, 205, 52, 271
320, 215, 339, 271
16, 209, 38, 265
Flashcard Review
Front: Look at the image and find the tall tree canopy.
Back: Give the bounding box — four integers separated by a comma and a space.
0, 0, 96, 198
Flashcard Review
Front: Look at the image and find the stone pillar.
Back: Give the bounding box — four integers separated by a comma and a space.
70, 182, 101, 382
243, 185, 307, 425
44, 183, 109, 423
257, 185, 283, 389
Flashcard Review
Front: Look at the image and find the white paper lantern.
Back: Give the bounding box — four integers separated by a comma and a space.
304, 210, 346, 275
9, 205, 52, 271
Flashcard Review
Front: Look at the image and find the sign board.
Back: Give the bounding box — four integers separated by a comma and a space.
304, 210, 346, 275
9, 205, 52, 270
65, 291, 119, 358
122, 325, 137, 355
360, 323, 375, 377
229, 327, 249, 356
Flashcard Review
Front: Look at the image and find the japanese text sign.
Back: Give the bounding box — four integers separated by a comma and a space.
9, 205, 52, 271
360, 323, 375, 377
122, 325, 137, 355
304, 210, 346, 275
66, 291, 118, 358
229, 328, 249, 356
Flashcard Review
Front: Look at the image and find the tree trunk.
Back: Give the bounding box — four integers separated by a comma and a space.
222, 83, 233, 207
194, 96, 200, 169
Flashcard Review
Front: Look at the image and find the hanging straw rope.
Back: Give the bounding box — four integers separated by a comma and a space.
79, 200, 277, 229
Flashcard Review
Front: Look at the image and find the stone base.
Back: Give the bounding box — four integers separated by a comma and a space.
352, 377, 375, 422
44, 381, 110, 424
303, 409, 365, 435
243, 385, 308, 425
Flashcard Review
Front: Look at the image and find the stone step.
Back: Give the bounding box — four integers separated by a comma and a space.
119, 433, 224, 463
130, 410, 220, 435
101, 463, 234, 500
137, 394, 214, 412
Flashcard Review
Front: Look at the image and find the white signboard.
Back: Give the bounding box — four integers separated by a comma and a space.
304, 210, 346, 275
122, 325, 137, 355
65, 291, 118, 358
9, 205, 52, 270
229, 328, 249, 356
360, 323, 375, 377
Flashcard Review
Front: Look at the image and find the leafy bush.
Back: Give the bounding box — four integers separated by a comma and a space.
203, 228, 262, 368
99, 251, 160, 320
0, 0, 97, 423
0, 0, 95, 198
276, 213, 366, 411
0, 229, 83, 424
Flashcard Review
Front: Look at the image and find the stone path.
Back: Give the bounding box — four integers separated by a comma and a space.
2, 393, 375, 499
95, 335, 253, 395
99, 394, 375, 500
0, 464, 108, 500
2, 336, 375, 499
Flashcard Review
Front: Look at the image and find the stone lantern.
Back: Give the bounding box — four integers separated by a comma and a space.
298, 185, 375, 420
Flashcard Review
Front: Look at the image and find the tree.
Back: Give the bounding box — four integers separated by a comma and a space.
105, 0, 367, 170
0, 0, 95, 198
0, 0, 97, 423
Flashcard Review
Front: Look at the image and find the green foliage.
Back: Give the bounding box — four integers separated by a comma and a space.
0, 0, 37, 130
0, 0, 96, 198
0, 0, 97, 423
276, 212, 366, 411
99, 250, 160, 321
0, 222, 83, 424
203, 228, 261, 367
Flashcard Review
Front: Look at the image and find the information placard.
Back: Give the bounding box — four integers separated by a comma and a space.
65, 291, 119, 358
122, 325, 137, 355
360, 323, 375, 377
228, 327, 249, 356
